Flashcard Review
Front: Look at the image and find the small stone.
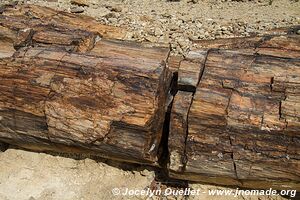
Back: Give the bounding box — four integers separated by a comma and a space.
108, 18, 117, 24
188, 35, 198, 40
104, 12, 117, 19
196, 23, 203, 29
217, 153, 223, 159
94, 7, 111, 17
169, 24, 178, 31
124, 32, 134, 40
111, 6, 122, 13
221, 26, 227, 31
177, 39, 189, 48
158, 35, 169, 44
154, 27, 163, 36
145, 35, 158, 43
70, 6, 84, 13
297, 29, 300, 35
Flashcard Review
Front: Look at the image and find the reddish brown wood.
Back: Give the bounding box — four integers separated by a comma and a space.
169, 33, 300, 190
0, 4, 172, 165
0, 4, 299, 190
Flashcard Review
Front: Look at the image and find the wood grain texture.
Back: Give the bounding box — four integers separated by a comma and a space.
192, 33, 300, 58
1, 4, 300, 188
1, 4, 127, 40
169, 33, 300, 189
177, 50, 207, 92
0, 4, 129, 55
0, 4, 172, 164
0, 45, 172, 164
167, 55, 182, 74
168, 91, 193, 172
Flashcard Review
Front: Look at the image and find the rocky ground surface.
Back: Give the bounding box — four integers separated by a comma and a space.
0, 0, 299, 199
1, 0, 300, 55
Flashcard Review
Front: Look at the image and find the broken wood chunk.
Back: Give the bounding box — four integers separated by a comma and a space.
167, 55, 183, 74
168, 91, 193, 172
0, 43, 172, 164
177, 60, 202, 92
0, 4, 128, 54
177, 50, 207, 92
0, 39, 15, 58
192, 31, 300, 58
192, 36, 262, 49
89, 39, 170, 64
169, 33, 300, 190
1, 4, 127, 40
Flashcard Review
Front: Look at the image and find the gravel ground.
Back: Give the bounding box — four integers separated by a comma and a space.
0, 0, 299, 199
1, 0, 299, 55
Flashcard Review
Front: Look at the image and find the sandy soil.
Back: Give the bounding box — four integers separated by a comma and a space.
0, 0, 299, 199
0, 149, 290, 200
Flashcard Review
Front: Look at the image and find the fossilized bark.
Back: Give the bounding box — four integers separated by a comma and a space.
0, 4, 172, 164
0, 3, 129, 57
169, 33, 300, 190
0, 3, 299, 190
0, 44, 172, 164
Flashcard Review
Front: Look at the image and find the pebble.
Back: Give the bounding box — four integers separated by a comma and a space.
70, 6, 84, 13
111, 6, 122, 12
108, 18, 118, 23
154, 27, 163, 36
145, 35, 157, 43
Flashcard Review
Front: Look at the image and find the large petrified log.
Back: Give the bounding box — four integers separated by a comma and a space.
168, 32, 300, 189
0, 45, 172, 164
0, 3, 299, 190
0, 4, 172, 165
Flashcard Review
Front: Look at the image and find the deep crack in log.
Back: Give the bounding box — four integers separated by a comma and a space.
168, 31, 300, 190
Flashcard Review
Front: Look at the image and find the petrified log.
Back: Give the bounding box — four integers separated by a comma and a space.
0, 44, 172, 164
0, 4, 127, 39
168, 33, 300, 189
0, 3, 129, 57
0, 4, 172, 165
1, 3, 300, 190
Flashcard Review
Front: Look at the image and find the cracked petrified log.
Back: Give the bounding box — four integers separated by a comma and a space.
0, 44, 172, 164
0, 3, 300, 190
168, 32, 300, 190
0, 4, 172, 164
0, 3, 129, 58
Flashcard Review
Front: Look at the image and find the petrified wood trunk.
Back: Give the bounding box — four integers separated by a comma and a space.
0, 4, 172, 165
168, 32, 300, 190
0, 3, 300, 190
0, 45, 172, 164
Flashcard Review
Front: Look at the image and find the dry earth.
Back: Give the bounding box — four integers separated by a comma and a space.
0, 0, 299, 199
0, 149, 292, 200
